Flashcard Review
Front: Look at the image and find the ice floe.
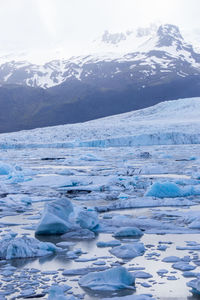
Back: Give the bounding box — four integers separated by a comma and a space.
113, 227, 143, 238
36, 198, 74, 235
79, 266, 135, 291
0, 233, 59, 259
109, 243, 145, 259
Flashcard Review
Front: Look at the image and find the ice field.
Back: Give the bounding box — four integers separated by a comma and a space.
0, 98, 200, 299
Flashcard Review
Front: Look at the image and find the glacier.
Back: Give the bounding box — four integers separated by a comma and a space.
0, 97, 199, 149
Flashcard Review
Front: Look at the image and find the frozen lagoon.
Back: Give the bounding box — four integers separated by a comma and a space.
0, 144, 200, 299
0, 98, 200, 299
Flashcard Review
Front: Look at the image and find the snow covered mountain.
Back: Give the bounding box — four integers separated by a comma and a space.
1, 24, 200, 133
0, 24, 200, 89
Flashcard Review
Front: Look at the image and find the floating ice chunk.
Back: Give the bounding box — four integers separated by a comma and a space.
140, 282, 152, 287
20, 196, 32, 206
113, 227, 143, 238
118, 192, 129, 199
20, 288, 35, 297
131, 271, 152, 279
56, 242, 75, 247
47, 284, 73, 300
79, 266, 135, 291
172, 262, 196, 271
7, 171, 27, 183
188, 221, 200, 229
66, 248, 83, 259
157, 269, 168, 275
182, 271, 200, 277
0, 163, 12, 175
187, 278, 200, 295
146, 181, 200, 198
75, 257, 97, 262
26, 174, 92, 188
63, 266, 109, 276
167, 276, 177, 280
93, 260, 106, 265
76, 208, 99, 231
145, 182, 182, 198
0, 234, 58, 259
35, 198, 74, 235
96, 197, 192, 212
110, 243, 145, 259
96, 240, 121, 247
139, 152, 152, 159
157, 245, 168, 251
62, 228, 95, 240
192, 172, 200, 180
162, 256, 181, 263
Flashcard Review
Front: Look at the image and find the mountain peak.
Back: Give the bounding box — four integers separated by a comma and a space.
156, 24, 183, 47
101, 30, 131, 45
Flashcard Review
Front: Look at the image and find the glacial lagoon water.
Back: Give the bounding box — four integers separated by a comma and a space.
1, 145, 200, 299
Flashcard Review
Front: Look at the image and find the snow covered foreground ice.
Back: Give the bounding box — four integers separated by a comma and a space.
1, 98, 200, 299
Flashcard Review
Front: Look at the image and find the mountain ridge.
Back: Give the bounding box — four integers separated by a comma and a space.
1, 23, 200, 133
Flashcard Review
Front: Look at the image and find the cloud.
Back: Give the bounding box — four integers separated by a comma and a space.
0, 0, 199, 60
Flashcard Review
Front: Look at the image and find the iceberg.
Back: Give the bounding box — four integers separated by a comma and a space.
0, 163, 12, 175
96, 240, 121, 247
187, 278, 200, 295
79, 266, 135, 291
172, 262, 196, 271
145, 181, 200, 198
61, 228, 95, 240
110, 243, 145, 259
35, 198, 74, 235
0, 234, 58, 259
76, 208, 99, 231
36, 198, 99, 235
47, 284, 74, 300
113, 227, 143, 238
145, 182, 182, 198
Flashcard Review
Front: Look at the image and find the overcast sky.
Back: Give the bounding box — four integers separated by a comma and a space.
0, 0, 200, 60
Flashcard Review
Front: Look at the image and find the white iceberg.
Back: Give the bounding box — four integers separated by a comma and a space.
35, 198, 74, 235
79, 266, 135, 291
145, 182, 182, 198
76, 208, 99, 231
62, 228, 95, 240
36, 198, 99, 235
146, 181, 200, 198
0, 234, 58, 259
172, 262, 196, 271
0, 163, 12, 175
113, 227, 143, 238
187, 278, 200, 295
47, 284, 74, 300
96, 240, 121, 247
110, 243, 145, 259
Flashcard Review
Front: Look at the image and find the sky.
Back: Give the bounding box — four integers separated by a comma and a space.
0, 0, 200, 62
